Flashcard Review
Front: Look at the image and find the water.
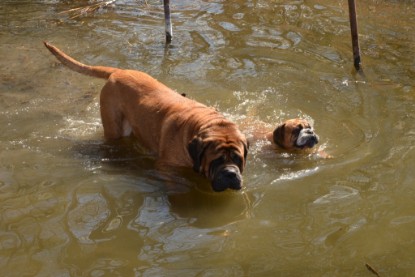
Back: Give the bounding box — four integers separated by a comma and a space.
1, 0, 414, 275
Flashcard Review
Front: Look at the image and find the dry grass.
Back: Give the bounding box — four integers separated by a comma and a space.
58, 0, 118, 19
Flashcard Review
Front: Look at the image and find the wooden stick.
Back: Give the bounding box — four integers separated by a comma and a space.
348, 0, 361, 70
163, 0, 173, 44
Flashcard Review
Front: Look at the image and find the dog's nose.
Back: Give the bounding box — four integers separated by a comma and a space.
223, 167, 238, 179
223, 167, 242, 190
307, 133, 319, 147
212, 166, 242, 191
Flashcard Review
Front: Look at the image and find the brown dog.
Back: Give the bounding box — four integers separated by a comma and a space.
44, 42, 248, 192
248, 118, 319, 151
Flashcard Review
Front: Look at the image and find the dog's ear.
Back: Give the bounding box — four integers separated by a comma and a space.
243, 141, 249, 161
188, 136, 207, 173
236, 141, 249, 173
273, 123, 286, 148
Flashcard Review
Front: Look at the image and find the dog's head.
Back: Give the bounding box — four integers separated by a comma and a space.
273, 118, 319, 150
188, 124, 248, 192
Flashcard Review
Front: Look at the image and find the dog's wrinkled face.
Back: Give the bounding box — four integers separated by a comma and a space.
188, 131, 248, 192
273, 119, 319, 150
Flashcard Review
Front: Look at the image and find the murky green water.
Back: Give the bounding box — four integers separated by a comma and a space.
1, 0, 415, 275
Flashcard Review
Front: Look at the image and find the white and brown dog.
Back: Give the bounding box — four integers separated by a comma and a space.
256, 118, 319, 151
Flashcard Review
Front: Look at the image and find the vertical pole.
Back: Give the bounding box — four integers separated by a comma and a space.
348, 0, 361, 70
163, 0, 172, 44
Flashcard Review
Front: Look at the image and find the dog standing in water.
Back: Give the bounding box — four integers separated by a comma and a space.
44, 42, 249, 192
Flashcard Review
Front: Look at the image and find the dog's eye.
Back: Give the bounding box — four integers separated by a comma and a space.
293, 125, 303, 136
230, 152, 243, 168
212, 155, 226, 166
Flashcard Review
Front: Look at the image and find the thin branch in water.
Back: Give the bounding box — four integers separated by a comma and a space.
365, 263, 381, 277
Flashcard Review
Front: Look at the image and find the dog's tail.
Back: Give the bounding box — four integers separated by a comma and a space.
44, 42, 117, 79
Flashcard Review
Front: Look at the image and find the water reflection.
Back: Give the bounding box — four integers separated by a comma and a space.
168, 189, 253, 228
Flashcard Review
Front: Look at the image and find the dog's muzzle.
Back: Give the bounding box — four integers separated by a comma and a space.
296, 128, 319, 149
211, 164, 242, 192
